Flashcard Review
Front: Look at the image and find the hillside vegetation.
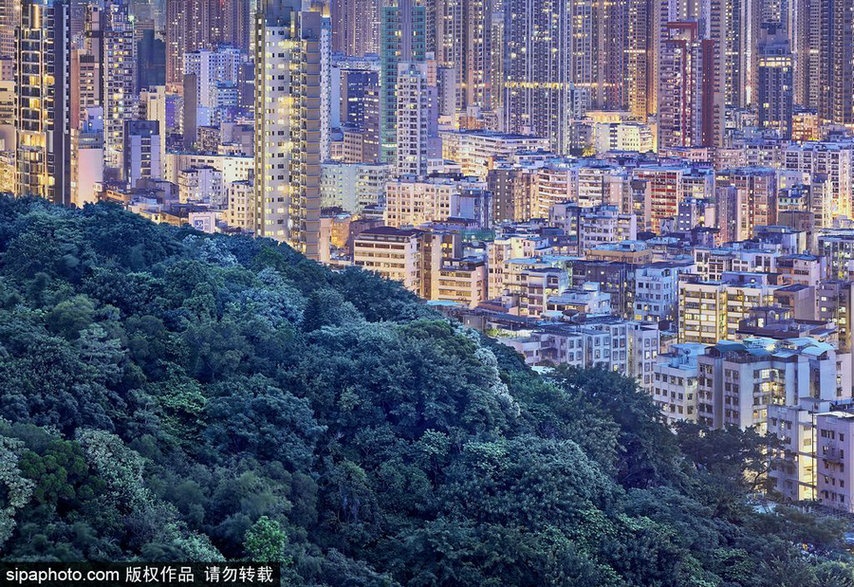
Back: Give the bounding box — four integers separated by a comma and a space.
0, 197, 851, 586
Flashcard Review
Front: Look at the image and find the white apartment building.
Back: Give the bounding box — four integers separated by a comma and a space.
784, 142, 853, 219
544, 282, 612, 319
432, 259, 487, 308
320, 162, 388, 212
633, 262, 693, 325
591, 121, 654, 155
165, 153, 253, 187
652, 343, 708, 426
183, 48, 241, 110
579, 206, 637, 252
571, 163, 630, 209
486, 235, 552, 300
501, 257, 571, 317
353, 227, 426, 293
179, 166, 224, 206
768, 400, 825, 502
679, 272, 779, 344
697, 338, 847, 431
395, 62, 435, 177
501, 318, 659, 390
440, 130, 550, 179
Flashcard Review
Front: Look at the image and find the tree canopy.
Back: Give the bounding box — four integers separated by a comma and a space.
0, 196, 850, 585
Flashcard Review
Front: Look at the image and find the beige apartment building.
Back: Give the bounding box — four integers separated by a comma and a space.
354, 227, 484, 307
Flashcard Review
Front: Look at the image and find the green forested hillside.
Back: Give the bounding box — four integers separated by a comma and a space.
0, 197, 851, 585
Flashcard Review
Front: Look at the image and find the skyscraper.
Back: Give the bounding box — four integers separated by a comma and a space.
790, 0, 820, 109
658, 21, 720, 149
380, 0, 426, 164
340, 67, 381, 162
331, 0, 380, 56
757, 24, 793, 137
504, 0, 587, 154
434, 0, 494, 126
16, 0, 71, 204
103, 0, 137, 176
625, 0, 657, 121
165, 0, 222, 88
0, 0, 18, 58
723, 0, 761, 108
395, 61, 436, 177
254, 0, 324, 259
817, 0, 854, 125
70, 6, 104, 131
123, 119, 161, 187
223, 0, 251, 52
137, 29, 167, 90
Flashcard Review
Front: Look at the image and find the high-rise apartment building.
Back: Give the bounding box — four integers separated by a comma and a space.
253, 0, 324, 259
70, 6, 103, 131
722, 0, 761, 109
626, 0, 656, 120
716, 167, 778, 240
816, 0, 854, 126
165, 0, 222, 88
790, 0, 820, 109
503, 0, 589, 155
0, 0, 17, 59
379, 0, 425, 164
433, 0, 494, 124
657, 21, 721, 149
103, 0, 137, 176
757, 25, 793, 138
123, 120, 161, 187
16, 0, 71, 204
331, 0, 380, 56
183, 48, 242, 111
137, 29, 167, 90
395, 61, 436, 178
222, 0, 251, 52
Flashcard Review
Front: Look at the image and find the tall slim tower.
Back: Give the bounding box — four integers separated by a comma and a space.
722, 0, 761, 107
103, 0, 137, 176
165, 0, 222, 88
254, 0, 324, 260
16, 0, 71, 204
70, 5, 104, 130
223, 0, 251, 52
504, 0, 589, 154
757, 24, 793, 137
817, 0, 854, 125
625, 0, 656, 120
434, 0, 493, 125
331, 0, 380, 56
380, 0, 426, 164
0, 0, 18, 58
790, 0, 819, 108
658, 21, 720, 148
395, 61, 436, 177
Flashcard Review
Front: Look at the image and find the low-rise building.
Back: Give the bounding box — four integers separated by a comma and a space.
224, 180, 254, 231
633, 262, 693, 326
432, 259, 487, 308
544, 282, 612, 319
384, 175, 490, 229
816, 411, 854, 512
697, 338, 847, 431
652, 343, 708, 425
500, 317, 659, 390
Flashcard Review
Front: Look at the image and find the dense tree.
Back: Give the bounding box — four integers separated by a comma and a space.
0, 197, 850, 584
